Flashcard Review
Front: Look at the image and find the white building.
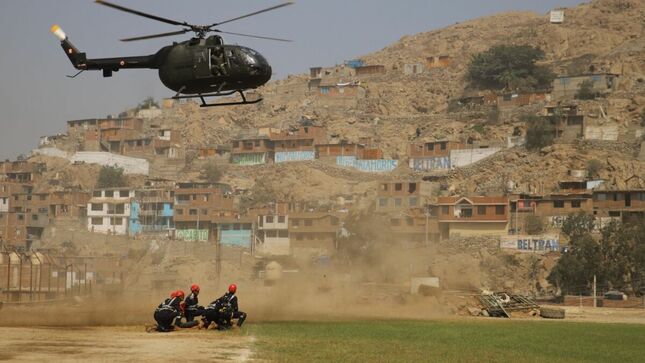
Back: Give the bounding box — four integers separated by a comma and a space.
256, 214, 290, 255
87, 188, 134, 235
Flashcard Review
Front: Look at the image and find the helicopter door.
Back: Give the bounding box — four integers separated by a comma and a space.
193, 49, 212, 79
210, 46, 228, 77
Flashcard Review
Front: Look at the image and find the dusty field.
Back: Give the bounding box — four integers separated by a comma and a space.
0, 326, 253, 363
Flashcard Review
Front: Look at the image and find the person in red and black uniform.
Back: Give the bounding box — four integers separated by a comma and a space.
153, 290, 184, 332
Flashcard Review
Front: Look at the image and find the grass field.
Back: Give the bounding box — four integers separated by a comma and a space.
250, 319, 645, 362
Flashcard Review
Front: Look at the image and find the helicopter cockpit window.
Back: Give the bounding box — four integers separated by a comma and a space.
238, 48, 258, 66
210, 47, 228, 76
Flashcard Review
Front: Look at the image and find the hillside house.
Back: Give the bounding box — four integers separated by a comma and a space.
355, 65, 386, 77
386, 208, 439, 245
231, 129, 276, 165
496, 91, 551, 108
437, 196, 509, 239
289, 212, 339, 257
271, 126, 326, 163
211, 215, 254, 249
427, 56, 452, 69
376, 181, 433, 213
316, 143, 366, 162
174, 183, 235, 241
592, 189, 645, 221
404, 63, 425, 75
130, 189, 174, 235
0, 161, 45, 183
543, 104, 584, 141
87, 188, 135, 235
256, 214, 290, 256
552, 73, 619, 99
318, 78, 362, 97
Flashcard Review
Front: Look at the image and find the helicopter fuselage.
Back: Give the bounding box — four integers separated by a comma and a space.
56, 32, 272, 96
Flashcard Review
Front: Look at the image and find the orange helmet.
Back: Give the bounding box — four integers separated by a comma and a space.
228, 284, 237, 294
175, 290, 185, 300
191, 284, 200, 293
170, 290, 178, 298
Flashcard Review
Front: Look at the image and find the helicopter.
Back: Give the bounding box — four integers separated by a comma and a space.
51, 0, 293, 107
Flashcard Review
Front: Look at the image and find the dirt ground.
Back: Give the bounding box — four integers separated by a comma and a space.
0, 326, 254, 363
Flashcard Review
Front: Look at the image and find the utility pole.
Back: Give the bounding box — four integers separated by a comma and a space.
593, 274, 597, 308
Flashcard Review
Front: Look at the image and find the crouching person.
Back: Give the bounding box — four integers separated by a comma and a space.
153, 290, 184, 332
185, 284, 205, 322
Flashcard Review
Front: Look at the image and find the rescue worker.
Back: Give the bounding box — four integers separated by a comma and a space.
184, 284, 205, 322
153, 290, 184, 332
202, 284, 246, 330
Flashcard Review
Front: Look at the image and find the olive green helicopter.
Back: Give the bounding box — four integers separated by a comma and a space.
52, 0, 293, 107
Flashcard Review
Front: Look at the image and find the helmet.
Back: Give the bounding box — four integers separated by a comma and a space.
191, 284, 200, 293
228, 284, 237, 294
176, 290, 185, 299
170, 290, 178, 298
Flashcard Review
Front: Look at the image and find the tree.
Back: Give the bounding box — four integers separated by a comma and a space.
467, 45, 555, 91
200, 162, 223, 183
575, 79, 596, 100
525, 117, 555, 150
524, 215, 545, 235
586, 159, 603, 178
97, 165, 126, 188
561, 212, 595, 241
136, 97, 159, 111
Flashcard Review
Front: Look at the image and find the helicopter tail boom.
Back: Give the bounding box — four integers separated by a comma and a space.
51, 24, 159, 77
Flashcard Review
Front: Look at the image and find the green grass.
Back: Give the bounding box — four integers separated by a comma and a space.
249, 319, 645, 363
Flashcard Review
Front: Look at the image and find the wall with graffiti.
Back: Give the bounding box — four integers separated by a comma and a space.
336, 156, 397, 172
274, 151, 316, 163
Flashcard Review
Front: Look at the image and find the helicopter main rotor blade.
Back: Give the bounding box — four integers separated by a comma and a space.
95, 0, 188, 27
121, 29, 191, 42
214, 30, 292, 42
211, 1, 294, 27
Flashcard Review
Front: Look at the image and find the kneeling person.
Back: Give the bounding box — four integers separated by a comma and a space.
153, 290, 184, 332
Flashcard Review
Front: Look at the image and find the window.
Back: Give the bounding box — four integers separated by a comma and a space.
292, 219, 300, 227
202, 209, 208, 215
426, 143, 435, 151
409, 197, 418, 207
379, 198, 388, 207
609, 211, 621, 217
115, 204, 125, 214
331, 217, 339, 226
278, 230, 289, 238
395, 183, 402, 191
594, 193, 607, 201
177, 209, 183, 215
614, 193, 624, 201
91, 217, 102, 225
119, 190, 129, 198
571, 200, 581, 208
553, 200, 565, 208
105, 190, 114, 197
495, 205, 505, 215
32, 214, 38, 221
441, 206, 449, 215
461, 209, 473, 218
440, 142, 447, 150
408, 183, 417, 193
189, 209, 197, 215
266, 216, 274, 223
394, 198, 402, 207
254, 140, 260, 147
304, 219, 313, 227
477, 206, 486, 215
242, 223, 252, 230
39, 195, 46, 201
91, 203, 103, 211
278, 216, 286, 223
110, 217, 122, 226
391, 219, 401, 226
406, 218, 414, 226
380, 184, 388, 191
266, 230, 277, 238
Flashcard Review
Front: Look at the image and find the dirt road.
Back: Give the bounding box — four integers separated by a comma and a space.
0, 326, 254, 363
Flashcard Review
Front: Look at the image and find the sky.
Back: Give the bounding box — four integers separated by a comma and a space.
0, 0, 587, 160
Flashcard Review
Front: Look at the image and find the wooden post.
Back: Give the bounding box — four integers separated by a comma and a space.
6, 253, 10, 301
593, 275, 597, 308
18, 256, 22, 302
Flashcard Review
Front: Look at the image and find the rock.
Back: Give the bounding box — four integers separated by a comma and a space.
467, 307, 482, 316
481, 309, 490, 317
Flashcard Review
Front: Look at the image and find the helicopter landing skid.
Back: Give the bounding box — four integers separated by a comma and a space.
171, 90, 262, 107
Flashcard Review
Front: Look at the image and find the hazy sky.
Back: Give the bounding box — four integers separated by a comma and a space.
0, 0, 587, 159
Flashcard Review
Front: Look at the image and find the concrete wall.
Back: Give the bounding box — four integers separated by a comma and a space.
231, 153, 267, 165
447, 222, 508, 238
336, 156, 397, 172
507, 136, 526, 148
640, 142, 645, 161
257, 237, 290, 256
176, 229, 208, 241
409, 156, 451, 171
220, 229, 252, 248
274, 151, 315, 163
70, 152, 149, 175
584, 125, 619, 141
32, 148, 69, 158
87, 216, 128, 235
500, 235, 560, 253
449, 148, 501, 168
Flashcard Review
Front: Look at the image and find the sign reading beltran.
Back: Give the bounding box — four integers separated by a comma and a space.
500, 235, 560, 253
